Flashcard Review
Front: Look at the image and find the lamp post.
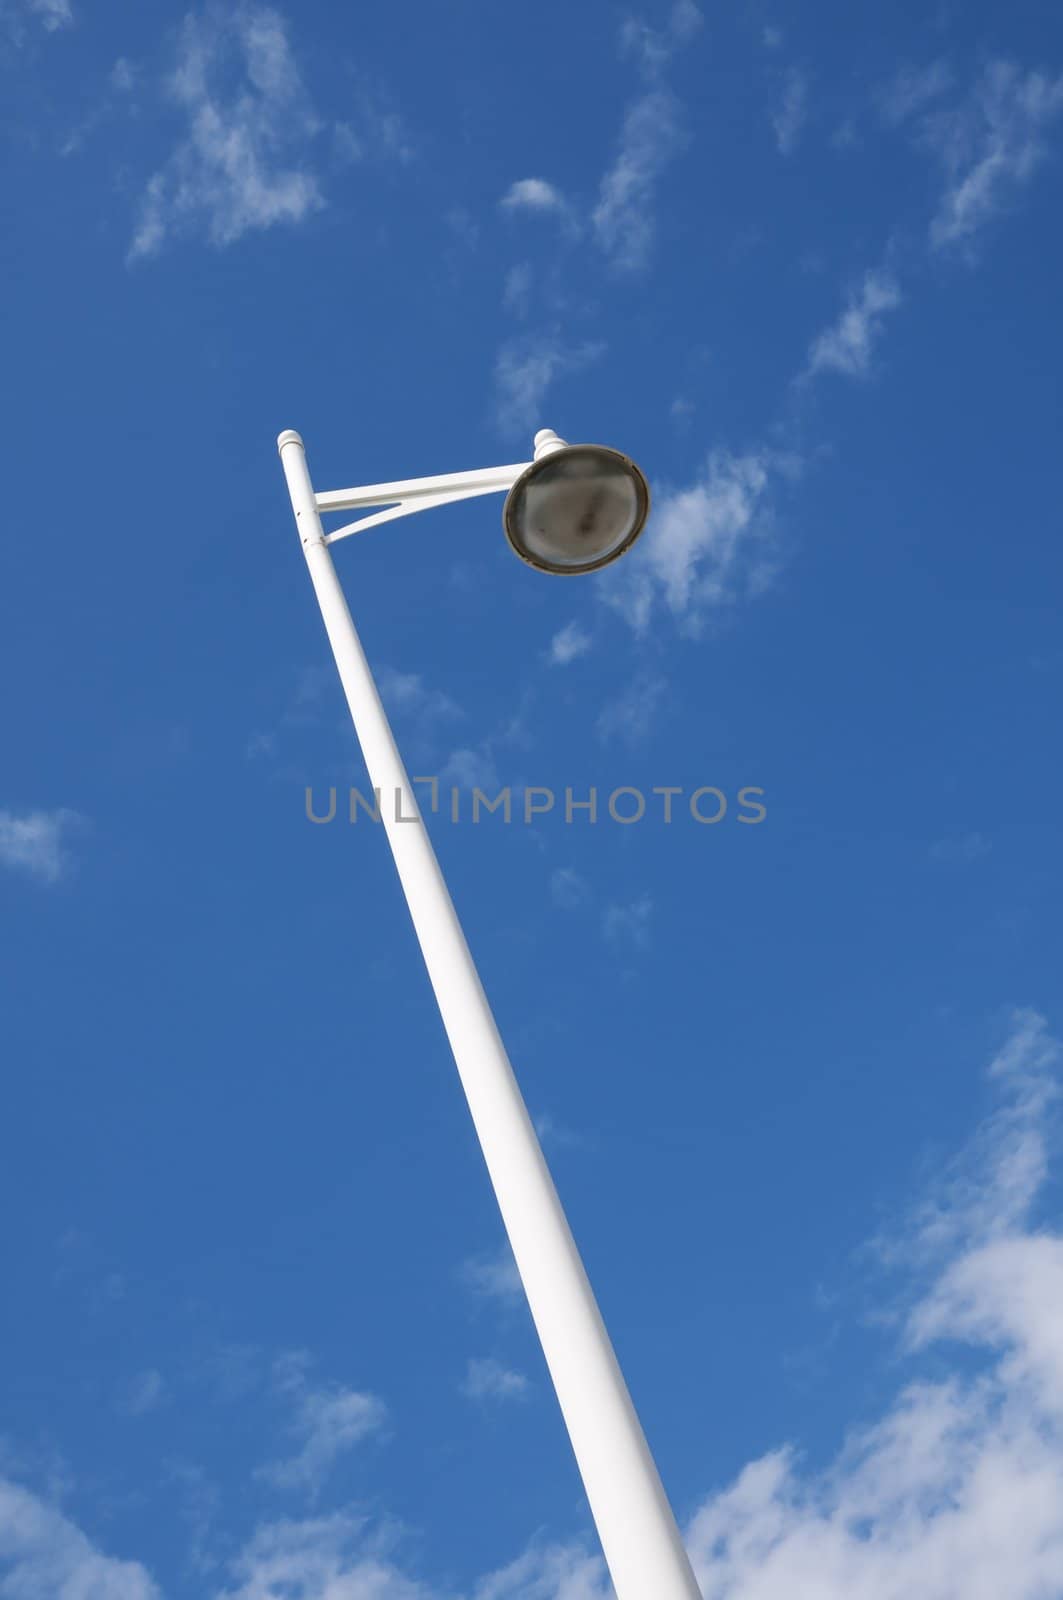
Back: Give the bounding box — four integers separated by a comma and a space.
277, 426, 702, 1600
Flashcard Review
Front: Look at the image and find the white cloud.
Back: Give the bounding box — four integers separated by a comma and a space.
438, 744, 501, 797
219, 1513, 424, 1600
3, 0, 73, 37
130, 8, 324, 259
882, 1008, 1056, 1266
245, 664, 338, 760
806, 269, 902, 379
602, 894, 652, 949
772, 67, 808, 156
24, 0, 71, 30
0, 807, 82, 883
166, 1461, 219, 1578
681, 1008, 1063, 1600
589, 4, 698, 270
218, 1518, 606, 1600
7, 1012, 1063, 1600
474, 1542, 608, 1600
110, 56, 136, 93
259, 1354, 386, 1496
494, 334, 604, 437
503, 262, 534, 317
593, 88, 685, 272
500, 178, 567, 215
534, 1111, 584, 1149
0, 1476, 160, 1598
878, 59, 953, 126
333, 89, 413, 168
926, 61, 1063, 249
377, 666, 463, 728
548, 620, 592, 667
461, 1358, 529, 1402
604, 451, 783, 635
620, 0, 702, 76
60, 55, 140, 157
550, 867, 590, 911
596, 672, 666, 745
460, 1245, 523, 1307
118, 1368, 167, 1417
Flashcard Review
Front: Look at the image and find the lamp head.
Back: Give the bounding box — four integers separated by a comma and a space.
502, 434, 650, 576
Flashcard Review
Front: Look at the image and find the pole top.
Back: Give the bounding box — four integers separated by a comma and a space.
277, 429, 304, 455
533, 428, 567, 461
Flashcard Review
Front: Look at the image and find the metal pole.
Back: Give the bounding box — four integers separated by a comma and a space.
278, 430, 702, 1600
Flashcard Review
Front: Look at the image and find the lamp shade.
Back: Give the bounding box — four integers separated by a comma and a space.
502, 444, 650, 575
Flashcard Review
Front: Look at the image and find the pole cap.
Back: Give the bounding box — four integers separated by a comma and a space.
277, 429, 304, 455
533, 428, 568, 461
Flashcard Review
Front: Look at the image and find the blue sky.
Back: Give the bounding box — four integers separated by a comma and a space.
2, 0, 1063, 1595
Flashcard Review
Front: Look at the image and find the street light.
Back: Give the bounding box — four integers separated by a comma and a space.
503, 431, 650, 575
277, 426, 701, 1600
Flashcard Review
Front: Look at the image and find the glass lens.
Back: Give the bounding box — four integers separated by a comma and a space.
507, 448, 646, 572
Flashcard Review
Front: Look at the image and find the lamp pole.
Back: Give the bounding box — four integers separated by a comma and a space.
277, 428, 702, 1600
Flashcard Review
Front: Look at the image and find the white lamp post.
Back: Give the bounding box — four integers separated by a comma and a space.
277, 426, 702, 1600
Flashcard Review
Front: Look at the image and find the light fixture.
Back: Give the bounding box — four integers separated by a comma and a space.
503, 430, 650, 575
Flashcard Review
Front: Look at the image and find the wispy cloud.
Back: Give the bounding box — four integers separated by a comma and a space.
30, 0, 70, 28
772, 66, 808, 155
245, 664, 336, 761
438, 744, 501, 796
534, 1111, 585, 1149
5, 1013, 1063, 1600
117, 1368, 167, 1418
500, 178, 568, 216
881, 1011, 1057, 1268
592, 3, 699, 273
333, 88, 412, 167
603, 894, 653, 950
59, 53, 139, 156
682, 1009, 1063, 1600
497, 8, 697, 280
502, 262, 533, 317
166, 1460, 220, 1578
461, 1358, 529, 1403
0, 1476, 159, 1598
593, 89, 685, 273
493, 333, 604, 437
547, 620, 592, 667
7, 0, 72, 36
475, 1542, 613, 1598
377, 665, 464, 759
0, 807, 82, 884
805, 269, 903, 380
619, 0, 702, 76
110, 57, 136, 93
216, 1514, 609, 1599
550, 866, 591, 910
596, 672, 667, 745
131, 7, 324, 259
459, 1246, 523, 1307
218, 1513, 411, 1600
925, 61, 1063, 249
878, 59, 953, 126
259, 1353, 386, 1497
604, 451, 785, 635
376, 667, 461, 719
